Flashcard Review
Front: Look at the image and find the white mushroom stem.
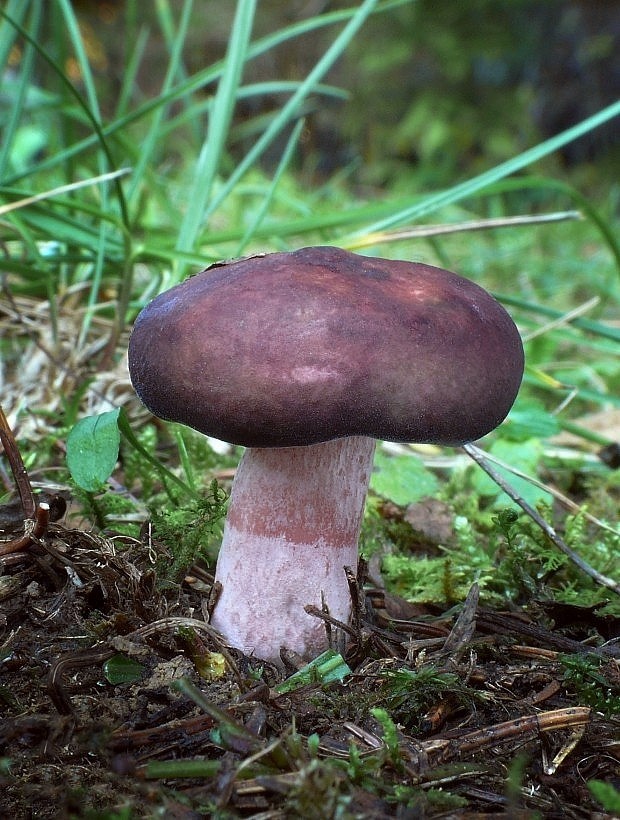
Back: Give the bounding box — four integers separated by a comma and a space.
210, 435, 376, 665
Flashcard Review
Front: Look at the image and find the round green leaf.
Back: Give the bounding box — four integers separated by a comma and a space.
103, 654, 145, 686
66, 408, 121, 491
370, 450, 439, 506
502, 400, 561, 442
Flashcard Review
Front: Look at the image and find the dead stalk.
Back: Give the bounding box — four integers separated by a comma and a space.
463, 442, 620, 596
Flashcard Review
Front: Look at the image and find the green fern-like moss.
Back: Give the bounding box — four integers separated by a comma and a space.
149, 479, 227, 581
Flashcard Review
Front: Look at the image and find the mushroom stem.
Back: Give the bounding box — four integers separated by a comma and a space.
210, 435, 376, 664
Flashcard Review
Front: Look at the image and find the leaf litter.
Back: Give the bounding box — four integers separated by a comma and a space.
1, 508, 619, 817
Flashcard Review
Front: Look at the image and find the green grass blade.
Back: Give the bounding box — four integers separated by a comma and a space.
114, 25, 150, 119
0, 169, 131, 217
127, 0, 195, 202
235, 118, 305, 256
200, 0, 381, 240
522, 373, 620, 409
154, 0, 198, 142
497, 294, 620, 343
0, 4, 141, 341
0, 7, 130, 230
0, 0, 26, 68
480, 176, 620, 280
193, 195, 418, 246
57, 0, 113, 346
175, 0, 256, 261
58, 0, 101, 121
157, 81, 346, 142
345, 99, 620, 239
0, 1, 403, 187
0, 3, 42, 180
4, 207, 123, 255
77, 224, 110, 348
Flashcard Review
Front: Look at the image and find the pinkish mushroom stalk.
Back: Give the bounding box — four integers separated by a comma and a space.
210, 436, 375, 662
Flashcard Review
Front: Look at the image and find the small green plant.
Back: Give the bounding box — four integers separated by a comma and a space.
0, 757, 13, 775
71, 482, 142, 535
370, 450, 439, 505
66, 409, 122, 493
382, 493, 619, 616
149, 479, 227, 580
588, 780, 620, 814
377, 666, 467, 731
492, 507, 520, 544
381, 515, 496, 605
504, 752, 532, 814
559, 654, 620, 718
370, 707, 404, 771
66, 408, 199, 501
284, 757, 353, 820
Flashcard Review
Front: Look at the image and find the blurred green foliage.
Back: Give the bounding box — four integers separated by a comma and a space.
339, 0, 619, 186
45, 1, 620, 191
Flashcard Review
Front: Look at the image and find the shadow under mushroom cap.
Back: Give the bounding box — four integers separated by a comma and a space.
128, 246, 524, 448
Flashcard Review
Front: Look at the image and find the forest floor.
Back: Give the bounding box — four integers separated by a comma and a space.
1, 508, 618, 819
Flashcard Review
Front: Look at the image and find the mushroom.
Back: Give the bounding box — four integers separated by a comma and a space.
128, 246, 523, 664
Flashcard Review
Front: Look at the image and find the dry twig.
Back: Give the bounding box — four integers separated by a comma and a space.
463, 442, 620, 596
0, 403, 51, 555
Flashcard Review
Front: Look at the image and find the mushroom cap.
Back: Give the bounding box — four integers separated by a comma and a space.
128, 246, 523, 447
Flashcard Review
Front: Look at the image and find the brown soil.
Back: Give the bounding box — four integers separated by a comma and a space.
1, 514, 618, 819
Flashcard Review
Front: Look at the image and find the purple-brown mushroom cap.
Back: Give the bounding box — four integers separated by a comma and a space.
128, 246, 524, 447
